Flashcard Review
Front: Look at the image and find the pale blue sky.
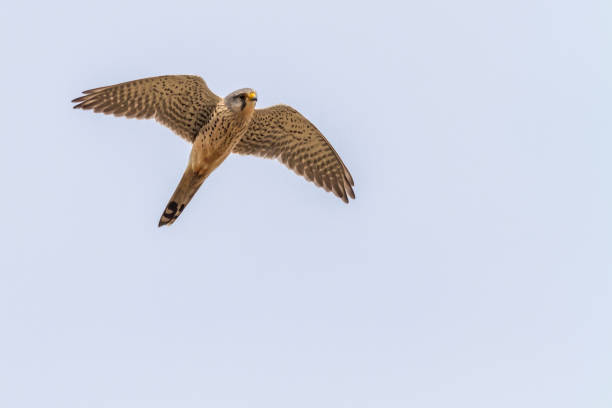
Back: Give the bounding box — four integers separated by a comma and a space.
1, 1, 611, 407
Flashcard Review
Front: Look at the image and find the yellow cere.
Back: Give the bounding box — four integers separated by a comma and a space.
248, 91, 257, 100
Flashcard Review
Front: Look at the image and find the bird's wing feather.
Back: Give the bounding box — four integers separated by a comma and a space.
233, 105, 355, 202
72, 75, 221, 142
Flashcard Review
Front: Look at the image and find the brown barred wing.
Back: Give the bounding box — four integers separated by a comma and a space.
233, 105, 355, 203
72, 75, 221, 142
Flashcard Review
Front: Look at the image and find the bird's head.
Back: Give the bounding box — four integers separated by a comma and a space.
224, 88, 257, 113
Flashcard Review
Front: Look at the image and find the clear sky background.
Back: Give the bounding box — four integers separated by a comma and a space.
0, 1, 611, 407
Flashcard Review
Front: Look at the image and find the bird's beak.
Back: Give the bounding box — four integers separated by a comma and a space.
247, 91, 257, 101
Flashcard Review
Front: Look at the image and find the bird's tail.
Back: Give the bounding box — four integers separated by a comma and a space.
158, 167, 207, 227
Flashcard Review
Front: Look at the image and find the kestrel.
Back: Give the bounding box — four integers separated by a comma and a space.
72, 75, 355, 227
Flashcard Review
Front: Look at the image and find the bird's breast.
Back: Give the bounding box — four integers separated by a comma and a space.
190, 110, 253, 172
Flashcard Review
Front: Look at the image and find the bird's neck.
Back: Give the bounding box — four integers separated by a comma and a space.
232, 105, 255, 130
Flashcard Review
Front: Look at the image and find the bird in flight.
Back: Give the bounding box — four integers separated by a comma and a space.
72, 75, 355, 227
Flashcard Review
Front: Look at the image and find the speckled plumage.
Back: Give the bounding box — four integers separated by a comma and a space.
72, 75, 220, 142
234, 105, 355, 203
72, 74, 355, 227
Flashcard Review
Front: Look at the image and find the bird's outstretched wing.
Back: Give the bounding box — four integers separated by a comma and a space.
233, 105, 355, 202
72, 75, 221, 142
